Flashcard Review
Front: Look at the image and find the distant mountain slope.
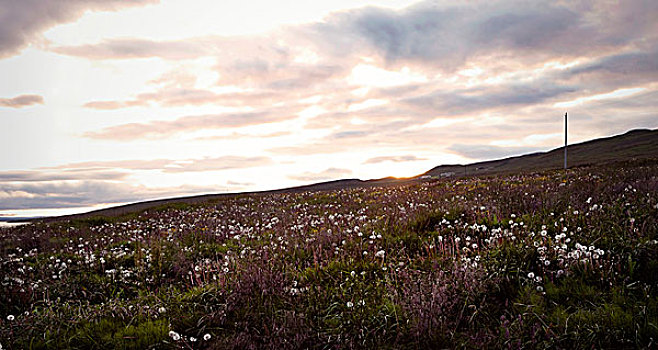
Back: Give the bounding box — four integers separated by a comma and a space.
424, 128, 658, 178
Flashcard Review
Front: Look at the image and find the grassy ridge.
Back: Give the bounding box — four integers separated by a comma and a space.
1, 159, 657, 349
425, 128, 658, 177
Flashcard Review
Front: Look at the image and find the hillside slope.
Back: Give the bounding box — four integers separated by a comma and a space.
424, 128, 658, 177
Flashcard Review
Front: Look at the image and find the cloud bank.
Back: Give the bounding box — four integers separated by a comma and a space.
0, 95, 44, 108
0, 0, 158, 58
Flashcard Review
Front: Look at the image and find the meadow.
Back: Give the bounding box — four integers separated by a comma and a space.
1, 159, 657, 349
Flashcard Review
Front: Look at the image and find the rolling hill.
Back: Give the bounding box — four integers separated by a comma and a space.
423, 128, 658, 178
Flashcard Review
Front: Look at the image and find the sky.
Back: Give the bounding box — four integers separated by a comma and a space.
1, 0, 657, 217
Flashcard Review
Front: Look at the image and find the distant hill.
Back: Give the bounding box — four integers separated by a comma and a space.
423, 128, 658, 178
28, 128, 658, 223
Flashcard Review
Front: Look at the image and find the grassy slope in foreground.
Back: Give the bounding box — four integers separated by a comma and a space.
1, 158, 657, 349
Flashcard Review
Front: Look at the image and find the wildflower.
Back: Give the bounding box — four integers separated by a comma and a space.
190, 337, 197, 342
527, 272, 535, 279
346, 301, 354, 308
536, 286, 544, 292
204, 334, 212, 341
375, 250, 385, 258
7, 315, 14, 321
158, 307, 166, 313
169, 331, 181, 341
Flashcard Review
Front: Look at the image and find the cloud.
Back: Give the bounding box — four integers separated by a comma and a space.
560, 46, 658, 92
0, 156, 272, 210
161, 156, 272, 173
0, 0, 158, 58
402, 83, 578, 116
447, 144, 542, 160
227, 180, 255, 187
0, 181, 214, 210
24, 0, 658, 172
49, 1, 658, 72
288, 168, 352, 182
0, 94, 44, 108
52, 37, 215, 60
84, 88, 285, 109
0, 169, 126, 182
48, 156, 273, 172
84, 110, 297, 140
364, 155, 426, 164
304, 0, 657, 69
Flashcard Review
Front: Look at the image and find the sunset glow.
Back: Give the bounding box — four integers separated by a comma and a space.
1, 0, 657, 217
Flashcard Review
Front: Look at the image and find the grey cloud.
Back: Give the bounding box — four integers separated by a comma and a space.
0, 156, 274, 209
562, 47, 658, 90
364, 155, 426, 164
47, 0, 658, 73
306, 0, 656, 69
448, 144, 542, 160
402, 83, 578, 115
0, 0, 158, 58
288, 168, 352, 182
0, 181, 215, 210
0, 169, 126, 182
0, 94, 44, 108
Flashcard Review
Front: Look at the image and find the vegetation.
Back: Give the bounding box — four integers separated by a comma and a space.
1, 159, 657, 349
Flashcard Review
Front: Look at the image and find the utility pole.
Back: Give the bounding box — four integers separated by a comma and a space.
564, 112, 568, 170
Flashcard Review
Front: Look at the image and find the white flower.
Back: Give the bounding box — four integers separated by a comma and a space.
6, 315, 14, 321
346, 301, 354, 308
203, 334, 212, 341
169, 331, 181, 341
375, 250, 385, 258
158, 307, 166, 313
190, 337, 197, 342
527, 272, 535, 279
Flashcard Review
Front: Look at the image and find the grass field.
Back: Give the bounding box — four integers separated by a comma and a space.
1, 159, 657, 349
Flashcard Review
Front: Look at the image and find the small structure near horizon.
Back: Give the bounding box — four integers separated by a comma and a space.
564, 112, 568, 170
